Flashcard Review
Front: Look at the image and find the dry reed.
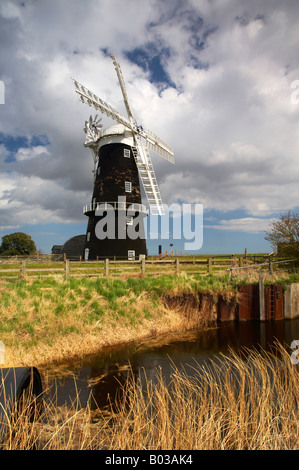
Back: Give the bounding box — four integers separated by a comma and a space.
1, 344, 298, 450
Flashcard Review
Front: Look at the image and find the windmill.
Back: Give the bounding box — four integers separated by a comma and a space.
72, 56, 174, 260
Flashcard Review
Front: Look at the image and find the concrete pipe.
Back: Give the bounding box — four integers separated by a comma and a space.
0, 367, 43, 443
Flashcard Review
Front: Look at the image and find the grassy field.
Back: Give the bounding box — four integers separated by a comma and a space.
0, 273, 234, 367
1, 343, 298, 450
0, 271, 298, 368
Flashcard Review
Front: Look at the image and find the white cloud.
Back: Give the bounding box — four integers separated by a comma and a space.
206, 217, 276, 233
0, 0, 299, 247
0, 172, 88, 227
15, 145, 49, 161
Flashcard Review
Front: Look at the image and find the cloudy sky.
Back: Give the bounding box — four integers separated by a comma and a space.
1, 0, 299, 255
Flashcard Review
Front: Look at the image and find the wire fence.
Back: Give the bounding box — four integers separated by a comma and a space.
227, 259, 296, 281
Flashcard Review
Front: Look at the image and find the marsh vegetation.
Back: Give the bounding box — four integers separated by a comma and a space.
0, 271, 298, 367
1, 344, 298, 450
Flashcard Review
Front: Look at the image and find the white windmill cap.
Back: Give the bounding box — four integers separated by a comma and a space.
98, 123, 134, 148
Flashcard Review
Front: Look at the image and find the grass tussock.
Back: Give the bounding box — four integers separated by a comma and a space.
0, 274, 232, 367
234, 270, 299, 287
105, 344, 299, 450
1, 344, 298, 450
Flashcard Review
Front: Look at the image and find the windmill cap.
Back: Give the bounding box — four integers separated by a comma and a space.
98, 123, 134, 148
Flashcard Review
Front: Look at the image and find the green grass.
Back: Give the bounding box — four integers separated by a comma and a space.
0, 270, 298, 366
236, 271, 299, 288
273, 272, 299, 289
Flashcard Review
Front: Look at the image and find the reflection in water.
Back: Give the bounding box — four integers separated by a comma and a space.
47, 318, 299, 410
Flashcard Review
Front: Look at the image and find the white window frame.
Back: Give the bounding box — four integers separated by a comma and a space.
84, 248, 89, 260
128, 250, 135, 260
126, 216, 133, 225
125, 181, 132, 193
124, 148, 130, 158
97, 166, 101, 175
86, 232, 90, 241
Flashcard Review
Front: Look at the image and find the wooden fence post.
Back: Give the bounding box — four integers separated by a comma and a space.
65, 259, 70, 278
208, 257, 212, 273
176, 257, 180, 274
141, 258, 145, 275
21, 260, 26, 278
105, 258, 109, 276
259, 274, 265, 321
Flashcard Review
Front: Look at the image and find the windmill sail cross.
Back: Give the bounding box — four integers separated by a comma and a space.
72, 56, 174, 216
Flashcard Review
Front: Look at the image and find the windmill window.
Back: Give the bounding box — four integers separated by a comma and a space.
128, 250, 135, 260
87, 232, 90, 241
97, 166, 101, 175
124, 148, 130, 158
125, 181, 132, 193
126, 216, 133, 225
84, 248, 89, 261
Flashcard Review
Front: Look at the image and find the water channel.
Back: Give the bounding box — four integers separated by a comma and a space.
47, 318, 299, 410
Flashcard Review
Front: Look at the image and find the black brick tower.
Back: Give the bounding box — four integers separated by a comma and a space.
83, 130, 147, 260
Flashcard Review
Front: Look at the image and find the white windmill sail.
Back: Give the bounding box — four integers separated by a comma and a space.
111, 56, 174, 164
72, 78, 133, 131
111, 56, 135, 125
72, 55, 174, 215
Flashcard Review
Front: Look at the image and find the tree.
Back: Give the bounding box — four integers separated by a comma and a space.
265, 210, 299, 261
0, 232, 37, 256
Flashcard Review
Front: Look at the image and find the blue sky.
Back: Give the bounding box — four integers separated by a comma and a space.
0, 0, 299, 255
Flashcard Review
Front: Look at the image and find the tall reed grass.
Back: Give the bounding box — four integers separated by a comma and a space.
1, 344, 298, 450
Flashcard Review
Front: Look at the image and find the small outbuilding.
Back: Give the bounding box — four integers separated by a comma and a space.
51, 234, 86, 260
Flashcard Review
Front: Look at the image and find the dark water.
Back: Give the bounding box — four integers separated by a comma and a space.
47, 318, 299, 409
